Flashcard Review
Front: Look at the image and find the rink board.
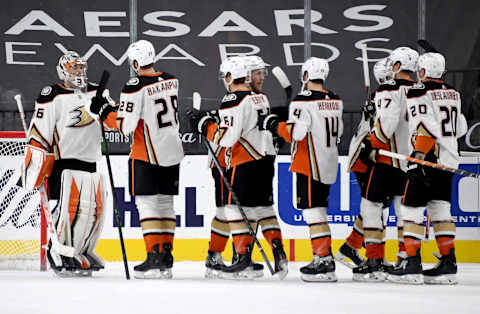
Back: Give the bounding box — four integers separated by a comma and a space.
95, 155, 480, 262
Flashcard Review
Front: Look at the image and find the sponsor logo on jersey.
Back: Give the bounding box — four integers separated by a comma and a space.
41, 86, 52, 96
126, 77, 139, 86
67, 106, 95, 128
222, 93, 237, 102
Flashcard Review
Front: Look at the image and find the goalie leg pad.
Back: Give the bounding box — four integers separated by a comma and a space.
56, 170, 106, 269
22, 144, 54, 190
136, 194, 176, 253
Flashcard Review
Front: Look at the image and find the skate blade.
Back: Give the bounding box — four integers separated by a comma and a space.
134, 268, 172, 279
275, 260, 288, 280
387, 274, 423, 285
353, 271, 387, 282
423, 274, 457, 285
220, 269, 258, 280
301, 272, 337, 282
205, 268, 223, 279
52, 269, 75, 278
334, 253, 356, 269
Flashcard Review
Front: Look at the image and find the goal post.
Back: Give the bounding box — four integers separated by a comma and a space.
0, 131, 47, 270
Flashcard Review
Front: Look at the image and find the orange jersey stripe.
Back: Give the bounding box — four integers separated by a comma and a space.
130, 119, 150, 163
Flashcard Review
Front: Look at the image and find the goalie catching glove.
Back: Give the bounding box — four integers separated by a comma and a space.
90, 89, 117, 121
187, 109, 220, 135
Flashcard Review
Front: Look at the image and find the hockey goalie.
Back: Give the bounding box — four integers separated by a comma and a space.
23, 51, 118, 277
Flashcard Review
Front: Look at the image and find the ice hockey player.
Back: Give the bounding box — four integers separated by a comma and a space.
352, 47, 418, 282
189, 57, 284, 279
23, 51, 118, 277
257, 57, 343, 282
388, 52, 467, 285
335, 58, 393, 269
203, 55, 288, 279
117, 39, 184, 279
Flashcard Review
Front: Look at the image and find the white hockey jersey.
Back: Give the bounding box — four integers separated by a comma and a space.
287, 90, 343, 184
28, 83, 106, 163
371, 79, 415, 170
406, 80, 468, 168
206, 90, 276, 168
118, 72, 184, 167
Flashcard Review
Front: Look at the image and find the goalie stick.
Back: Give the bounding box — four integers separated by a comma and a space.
95, 70, 130, 280
379, 149, 480, 178
14, 94, 75, 266
192, 92, 283, 279
360, 44, 371, 108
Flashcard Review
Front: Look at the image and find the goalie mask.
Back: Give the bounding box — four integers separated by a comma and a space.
219, 57, 250, 90
301, 57, 329, 83
417, 52, 445, 80
128, 40, 156, 73
57, 51, 88, 89
387, 47, 419, 74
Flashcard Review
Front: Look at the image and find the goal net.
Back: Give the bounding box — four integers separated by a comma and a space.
0, 131, 47, 270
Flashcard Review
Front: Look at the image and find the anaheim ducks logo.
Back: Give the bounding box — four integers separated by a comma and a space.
67, 106, 95, 128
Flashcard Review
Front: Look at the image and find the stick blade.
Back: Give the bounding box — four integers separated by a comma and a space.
417, 39, 439, 53
193, 92, 201, 110
272, 66, 291, 89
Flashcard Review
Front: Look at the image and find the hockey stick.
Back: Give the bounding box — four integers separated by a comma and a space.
95, 70, 130, 280
272, 66, 292, 103
417, 39, 439, 53
378, 149, 480, 178
360, 44, 371, 106
193, 92, 278, 277
14, 94, 75, 264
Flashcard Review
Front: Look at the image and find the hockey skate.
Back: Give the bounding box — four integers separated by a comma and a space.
395, 251, 408, 267
134, 243, 173, 279
334, 242, 365, 269
422, 248, 457, 285
300, 255, 337, 282
47, 248, 83, 278
387, 250, 423, 285
231, 243, 264, 279
221, 245, 258, 279
205, 251, 226, 279
352, 258, 387, 282
272, 239, 288, 279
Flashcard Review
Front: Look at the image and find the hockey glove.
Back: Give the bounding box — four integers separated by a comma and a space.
187, 109, 218, 135
406, 151, 430, 187
90, 91, 117, 121
358, 137, 377, 166
258, 113, 280, 135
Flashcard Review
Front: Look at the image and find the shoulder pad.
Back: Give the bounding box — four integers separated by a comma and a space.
36, 84, 71, 104
324, 90, 341, 100
158, 72, 176, 80
220, 91, 250, 109
121, 77, 148, 94
407, 83, 427, 98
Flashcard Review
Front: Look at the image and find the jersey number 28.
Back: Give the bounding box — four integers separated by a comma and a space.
155, 95, 178, 128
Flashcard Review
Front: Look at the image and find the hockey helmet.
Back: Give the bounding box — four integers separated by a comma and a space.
301, 57, 329, 83
56, 51, 88, 89
219, 56, 250, 88
387, 47, 419, 73
243, 55, 268, 75
373, 58, 392, 84
417, 52, 445, 79
128, 40, 156, 73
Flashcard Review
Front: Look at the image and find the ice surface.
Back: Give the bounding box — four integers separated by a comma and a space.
1, 262, 479, 314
